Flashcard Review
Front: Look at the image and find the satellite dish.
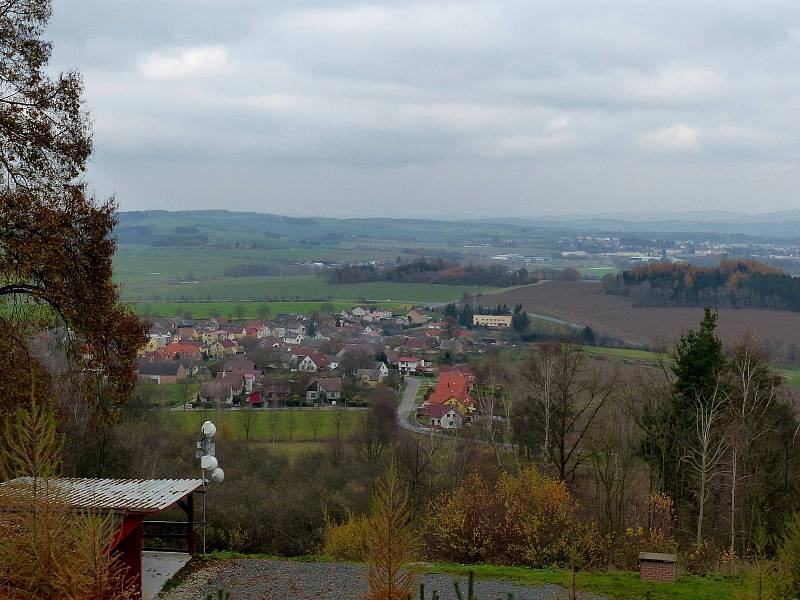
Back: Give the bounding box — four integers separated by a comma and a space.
200, 455, 218, 471
201, 421, 216, 438
211, 467, 225, 484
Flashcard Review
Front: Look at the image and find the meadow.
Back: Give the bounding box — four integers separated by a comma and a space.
121, 274, 496, 303
130, 300, 407, 319
115, 245, 500, 310
163, 408, 364, 442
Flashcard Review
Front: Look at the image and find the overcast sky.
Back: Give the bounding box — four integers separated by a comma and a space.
48, 1, 800, 218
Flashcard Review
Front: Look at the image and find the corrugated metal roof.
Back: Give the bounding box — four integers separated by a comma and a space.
0, 478, 203, 513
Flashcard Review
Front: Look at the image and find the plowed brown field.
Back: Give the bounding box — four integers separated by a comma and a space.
481, 281, 800, 351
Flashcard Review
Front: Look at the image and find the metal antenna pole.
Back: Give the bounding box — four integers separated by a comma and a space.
202, 477, 207, 555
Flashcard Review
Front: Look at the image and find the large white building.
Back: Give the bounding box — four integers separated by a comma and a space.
472, 314, 513, 328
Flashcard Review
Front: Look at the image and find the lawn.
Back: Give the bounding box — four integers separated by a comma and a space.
781, 368, 800, 388
135, 382, 200, 407
165, 408, 364, 442
423, 563, 751, 600
583, 346, 665, 362
248, 441, 330, 459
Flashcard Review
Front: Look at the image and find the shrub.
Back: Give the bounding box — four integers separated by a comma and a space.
423, 472, 501, 563
423, 467, 597, 567
323, 513, 371, 561
685, 539, 718, 576
614, 493, 677, 570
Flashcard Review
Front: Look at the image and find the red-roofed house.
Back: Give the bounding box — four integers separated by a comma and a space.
298, 352, 331, 372
427, 371, 475, 413
428, 404, 464, 429
157, 341, 202, 361
397, 356, 434, 376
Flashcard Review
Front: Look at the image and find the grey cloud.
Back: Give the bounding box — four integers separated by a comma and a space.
48, 0, 800, 215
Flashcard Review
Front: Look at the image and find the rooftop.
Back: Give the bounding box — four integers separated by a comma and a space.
0, 478, 203, 514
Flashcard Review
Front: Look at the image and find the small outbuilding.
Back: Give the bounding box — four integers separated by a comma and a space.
0, 477, 203, 598
639, 552, 677, 583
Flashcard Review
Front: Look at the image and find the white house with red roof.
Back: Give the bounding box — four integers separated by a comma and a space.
398, 356, 433, 375
429, 404, 464, 429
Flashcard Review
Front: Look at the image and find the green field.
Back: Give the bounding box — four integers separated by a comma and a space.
577, 266, 620, 277
129, 300, 411, 319
165, 408, 363, 442
120, 274, 497, 304
583, 346, 665, 361
113, 245, 398, 284
135, 382, 200, 406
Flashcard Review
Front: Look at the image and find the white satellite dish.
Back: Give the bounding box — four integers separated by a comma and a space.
211, 468, 225, 483
201, 421, 217, 438
200, 455, 218, 471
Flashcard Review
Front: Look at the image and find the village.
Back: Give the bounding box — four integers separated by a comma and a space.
135, 304, 507, 430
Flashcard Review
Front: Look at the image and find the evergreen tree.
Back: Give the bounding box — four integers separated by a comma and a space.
443, 303, 458, 319
672, 308, 725, 403
511, 305, 529, 333
458, 304, 474, 328
671, 308, 725, 531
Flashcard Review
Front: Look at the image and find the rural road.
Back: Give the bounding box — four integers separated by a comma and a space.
398, 376, 428, 433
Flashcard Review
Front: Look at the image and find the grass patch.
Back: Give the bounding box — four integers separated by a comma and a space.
780, 368, 800, 389
247, 441, 330, 459
164, 409, 363, 442
583, 346, 665, 362
135, 382, 200, 406
422, 562, 751, 600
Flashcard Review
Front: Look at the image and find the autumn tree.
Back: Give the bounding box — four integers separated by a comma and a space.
367, 462, 417, 600
0, 1, 146, 428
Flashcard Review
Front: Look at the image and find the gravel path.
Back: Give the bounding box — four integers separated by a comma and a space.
159, 558, 604, 600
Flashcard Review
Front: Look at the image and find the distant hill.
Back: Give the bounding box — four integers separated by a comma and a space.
116, 209, 800, 246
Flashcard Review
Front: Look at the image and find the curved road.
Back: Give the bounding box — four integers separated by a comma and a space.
398, 376, 429, 433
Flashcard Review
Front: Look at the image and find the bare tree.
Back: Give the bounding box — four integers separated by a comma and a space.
514, 344, 618, 482
550, 350, 618, 483
286, 408, 297, 441
396, 430, 438, 511
724, 335, 778, 553
240, 401, 255, 441
518, 343, 562, 463
683, 383, 729, 543
269, 405, 280, 445
308, 406, 321, 441
588, 400, 637, 535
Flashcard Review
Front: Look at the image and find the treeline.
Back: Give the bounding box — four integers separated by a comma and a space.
602, 260, 800, 311
326, 259, 537, 287
328, 260, 586, 287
